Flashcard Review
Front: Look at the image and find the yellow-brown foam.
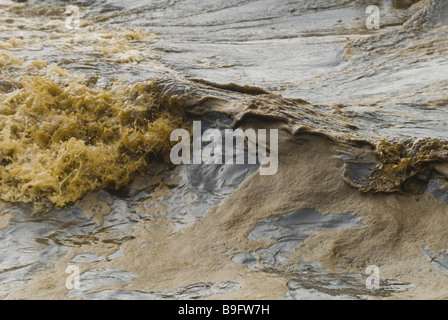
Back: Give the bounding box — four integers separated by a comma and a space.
0, 76, 183, 210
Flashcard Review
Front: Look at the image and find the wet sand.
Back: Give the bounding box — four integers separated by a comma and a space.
1, 0, 448, 300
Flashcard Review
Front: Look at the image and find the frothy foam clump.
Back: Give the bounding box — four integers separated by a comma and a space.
0, 75, 183, 210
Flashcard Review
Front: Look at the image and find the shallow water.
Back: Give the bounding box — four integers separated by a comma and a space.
1, 0, 448, 300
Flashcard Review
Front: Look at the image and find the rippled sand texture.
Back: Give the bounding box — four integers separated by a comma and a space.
1, 0, 448, 300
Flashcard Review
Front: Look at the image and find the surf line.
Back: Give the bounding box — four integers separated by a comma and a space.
170, 121, 278, 175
